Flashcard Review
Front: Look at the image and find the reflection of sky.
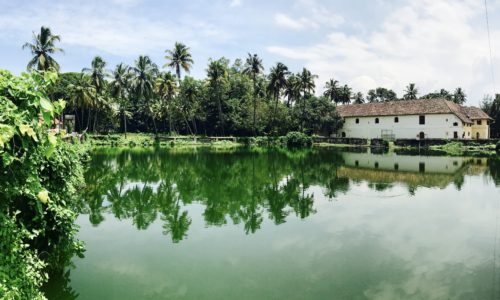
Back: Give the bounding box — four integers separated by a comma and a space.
66, 171, 500, 299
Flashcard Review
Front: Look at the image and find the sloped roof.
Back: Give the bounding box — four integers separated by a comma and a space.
461, 106, 493, 120
336, 99, 491, 123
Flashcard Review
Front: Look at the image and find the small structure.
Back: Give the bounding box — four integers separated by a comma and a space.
336, 99, 492, 140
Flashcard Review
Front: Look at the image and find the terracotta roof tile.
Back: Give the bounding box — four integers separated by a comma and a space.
336, 99, 490, 123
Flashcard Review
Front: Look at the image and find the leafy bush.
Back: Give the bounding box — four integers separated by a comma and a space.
496, 140, 500, 152
283, 131, 312, 148
0, 70, 85, 299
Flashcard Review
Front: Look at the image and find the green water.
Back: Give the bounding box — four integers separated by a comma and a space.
44, 148, 500, 300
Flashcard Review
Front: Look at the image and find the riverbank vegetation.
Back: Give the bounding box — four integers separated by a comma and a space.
21, 26, 500, 139
0, 71, 86, 299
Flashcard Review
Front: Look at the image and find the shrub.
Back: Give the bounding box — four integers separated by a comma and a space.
0, 70, 85, 299
284, 131, 312, 148
496, 140, 500, 152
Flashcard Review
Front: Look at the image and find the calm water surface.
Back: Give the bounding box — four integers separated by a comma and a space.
44, 147, 500, 300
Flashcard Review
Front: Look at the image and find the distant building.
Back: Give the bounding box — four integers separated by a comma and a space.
336, 99, 492, 140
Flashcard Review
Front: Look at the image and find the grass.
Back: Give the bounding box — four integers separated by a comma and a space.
430, 141, 497, 156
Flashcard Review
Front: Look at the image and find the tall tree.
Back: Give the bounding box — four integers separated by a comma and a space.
284, 74, 301, 108
340, 85, 352, 105
131, 55, 159, 133
110, 63, 131, 136
22, 26, 63, 72
83, 56, 109, 132
353, 92, 364, 104
243, 53, 264, 136
323, 79, 340, 105
403, 83, 418, 100
298, 68, 318, 131
453, 87, 466, 105
68, 75, 95, 131
268, 62, 290, 133
207, 59, 228, 135
164, 42, 194, 82
367, 87, 397, 102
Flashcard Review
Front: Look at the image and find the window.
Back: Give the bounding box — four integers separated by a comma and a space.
419, 115, 425, 125
419, 132, 425, 139
355, 160, 359, 167
394, 117, 399, 123
487, 120, 490, 125
375, 118, 379, 124
452, 122, 458, 126
394, 163, 399, 171
477, 120, 482, 125
341, 132, 346, 138
355, 118, 359, 124
468, 132, 470, 136
419, 162, 425, 173
453, 131, 458, 139
374, 162, 379, 169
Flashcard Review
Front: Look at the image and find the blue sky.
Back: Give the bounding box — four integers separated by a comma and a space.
1, 0, 500, 104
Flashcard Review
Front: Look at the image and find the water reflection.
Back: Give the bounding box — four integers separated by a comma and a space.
45, 148, 500, 300
80, 148, 498, 243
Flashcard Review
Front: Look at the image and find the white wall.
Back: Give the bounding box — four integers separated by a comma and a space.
339, 113, 468, 139
342, 152, 469, 174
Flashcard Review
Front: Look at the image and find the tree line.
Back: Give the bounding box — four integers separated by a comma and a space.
22, 26, 499, 136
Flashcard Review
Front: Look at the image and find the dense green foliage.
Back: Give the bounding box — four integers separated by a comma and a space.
0, 70, 85, 299
481, 94, 500, 138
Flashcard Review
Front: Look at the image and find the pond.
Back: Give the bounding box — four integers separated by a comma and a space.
44, 147, 500, 300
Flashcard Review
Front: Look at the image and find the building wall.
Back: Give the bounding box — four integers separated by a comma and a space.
471, 119, 490, 139
339, 113, 470, 139
342, 152, 469, 174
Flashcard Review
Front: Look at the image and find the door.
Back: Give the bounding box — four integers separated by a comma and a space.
419, 132, 425, 139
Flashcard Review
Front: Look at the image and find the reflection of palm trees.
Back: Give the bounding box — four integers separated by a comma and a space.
82, 148, 355, 240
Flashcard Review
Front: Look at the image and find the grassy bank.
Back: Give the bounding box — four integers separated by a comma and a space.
430, 141, 498, 156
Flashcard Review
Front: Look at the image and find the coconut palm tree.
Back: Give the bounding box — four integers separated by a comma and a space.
453, 87, 466, 104
131, 55, 159, 134
22, 26, 63, 72
68, 75, 95, 131
403, 83, 418, 100
164, 42, 194, 82
268, 62, 290, 133
284, 74, 301, 108
110, 63, 131, 136
83, 56, 109, 132
155, 72, 179, 133
353, 92, 364, 104
242, 53, 264, 136
207, 59, 228, 135
340, 85, 352, 105
298, 68, 317, 131
323, 79, 340, 105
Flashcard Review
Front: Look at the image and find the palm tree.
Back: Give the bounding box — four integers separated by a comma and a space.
453, 87, 466, 105
164, 42, 194, 82
323, 79, 340, 105
83, 56, 109, 132
340, 85, 352, 105
242, 53, 264, 136
298, 68, 317, 131
284, 74, 301, 107
110, 63, 131, 136
353, 92, 364, 104
68, 75, 95, 131
131, 55, 159, 134
403, 83, 418, 100
268, 62, 290, 133
207, 59, 228, 135
179, 77, 200, 134
155, 72, 179, 133
23, 26, 63, 72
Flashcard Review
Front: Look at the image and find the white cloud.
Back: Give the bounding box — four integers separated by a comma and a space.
274, 0, 344, 31
274, 13, 308, 30
0, 2, 231, 57
268, 0, 500, 104
229, 0, 242, 8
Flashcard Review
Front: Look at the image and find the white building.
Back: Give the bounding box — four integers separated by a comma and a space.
336, 99, 492, 140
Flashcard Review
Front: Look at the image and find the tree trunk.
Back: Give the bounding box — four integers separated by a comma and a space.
123, 112, 127, 138
216, 84, 225, 136
253, 76, 257, 136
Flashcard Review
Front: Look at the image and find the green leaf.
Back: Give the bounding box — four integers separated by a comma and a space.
19, 124, 38, 142
40, 98, 53, 113
0, 124, 15, 149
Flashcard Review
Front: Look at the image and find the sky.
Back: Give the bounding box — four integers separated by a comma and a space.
1, 0, 500, 105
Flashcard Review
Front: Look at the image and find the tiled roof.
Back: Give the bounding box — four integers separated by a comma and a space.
336, 99, 491, 123
461, 106, 493, 120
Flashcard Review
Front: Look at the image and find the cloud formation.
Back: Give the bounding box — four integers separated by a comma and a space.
269, 0, 500, 104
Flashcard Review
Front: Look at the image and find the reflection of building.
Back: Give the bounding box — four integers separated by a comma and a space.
338, 152, 487, 188
336, 99, 492, 140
